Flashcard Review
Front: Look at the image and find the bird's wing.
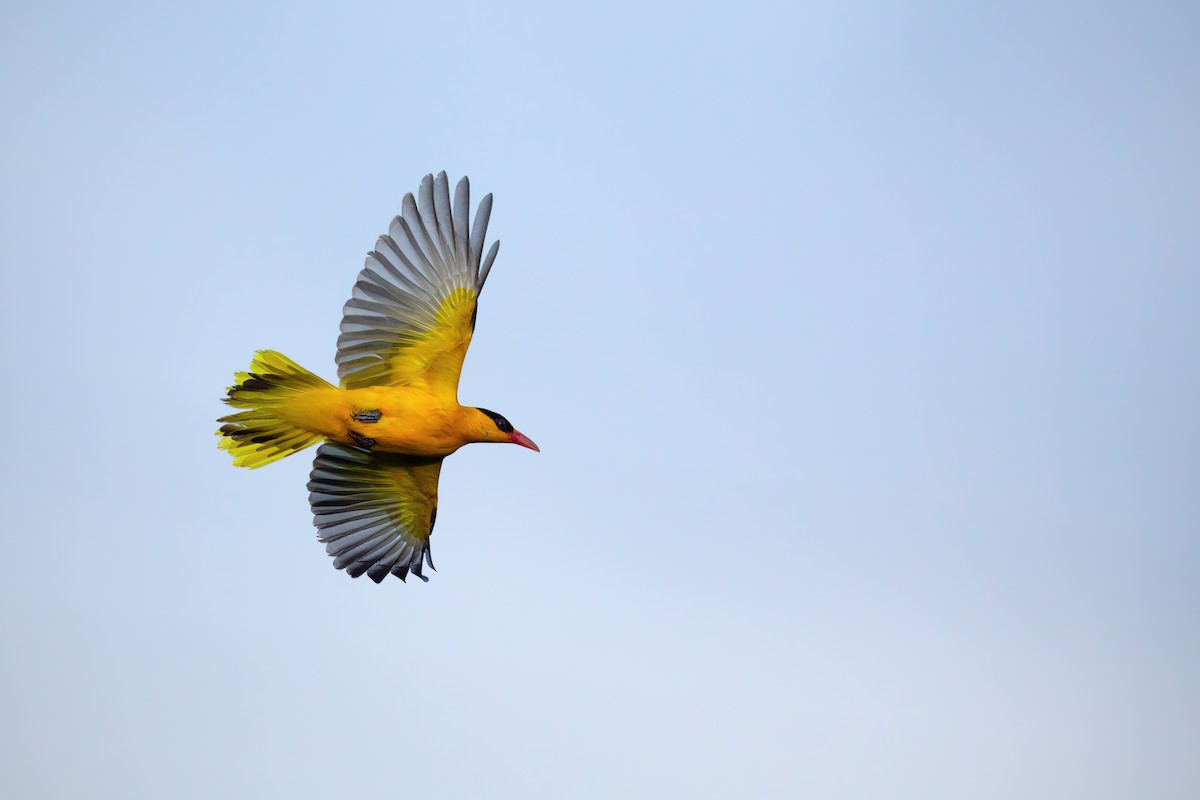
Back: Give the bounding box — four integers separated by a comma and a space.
307, 443, 443, 583
336, 172, 499, 399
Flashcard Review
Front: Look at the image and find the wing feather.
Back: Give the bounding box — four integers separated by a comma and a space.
478, 240, 500, 293
417, 176, 445, 269
469, 193, 492, 273
453, 177, 470, 282
433, 172, 456, 266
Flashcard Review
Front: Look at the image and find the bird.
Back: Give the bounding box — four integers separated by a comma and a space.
216, 172, 538, 583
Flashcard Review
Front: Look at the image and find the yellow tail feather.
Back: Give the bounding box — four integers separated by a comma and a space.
217, 350, 333, 468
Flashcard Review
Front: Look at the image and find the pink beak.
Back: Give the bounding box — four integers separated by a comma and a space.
508, 430, 540, 452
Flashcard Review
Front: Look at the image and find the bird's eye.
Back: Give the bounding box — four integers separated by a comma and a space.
477, 407, 514, 433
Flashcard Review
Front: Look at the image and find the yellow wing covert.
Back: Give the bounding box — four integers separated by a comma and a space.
307, 443, 443, 583
336, 172, 499, 397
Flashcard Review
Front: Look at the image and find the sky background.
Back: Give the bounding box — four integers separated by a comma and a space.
2, 1, 1197, 797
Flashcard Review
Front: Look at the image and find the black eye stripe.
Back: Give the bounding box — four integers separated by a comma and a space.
476, 407, 514, 433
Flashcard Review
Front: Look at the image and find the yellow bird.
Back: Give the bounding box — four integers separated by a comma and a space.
217, 172, 538, 583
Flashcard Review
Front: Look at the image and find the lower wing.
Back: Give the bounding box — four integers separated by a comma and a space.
307, 443, 443, 583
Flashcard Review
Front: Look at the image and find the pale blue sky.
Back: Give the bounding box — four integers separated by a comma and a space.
2, 1, 1197, 797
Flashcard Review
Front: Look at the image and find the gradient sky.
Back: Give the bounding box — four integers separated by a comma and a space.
2, 2, 1198, 797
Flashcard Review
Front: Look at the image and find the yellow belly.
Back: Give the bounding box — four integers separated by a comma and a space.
278, 385, 465, 457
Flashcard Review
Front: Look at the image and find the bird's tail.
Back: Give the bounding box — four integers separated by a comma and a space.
217, 350, 333, 469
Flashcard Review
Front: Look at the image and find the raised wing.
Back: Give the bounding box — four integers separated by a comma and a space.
307, 443, 443, 583
336, 172, 499, 397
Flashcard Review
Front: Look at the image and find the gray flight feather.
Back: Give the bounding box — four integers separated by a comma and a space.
470, 193, 493, 278
433, 172, 456, 266
478, 240, 500, 292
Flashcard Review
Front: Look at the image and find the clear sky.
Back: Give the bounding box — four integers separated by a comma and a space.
2, 1, 1197, 797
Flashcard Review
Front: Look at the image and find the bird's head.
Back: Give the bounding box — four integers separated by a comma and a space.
469, 407, 540, 451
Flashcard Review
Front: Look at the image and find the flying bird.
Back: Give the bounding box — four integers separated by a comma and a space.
216, 172, 538, 583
